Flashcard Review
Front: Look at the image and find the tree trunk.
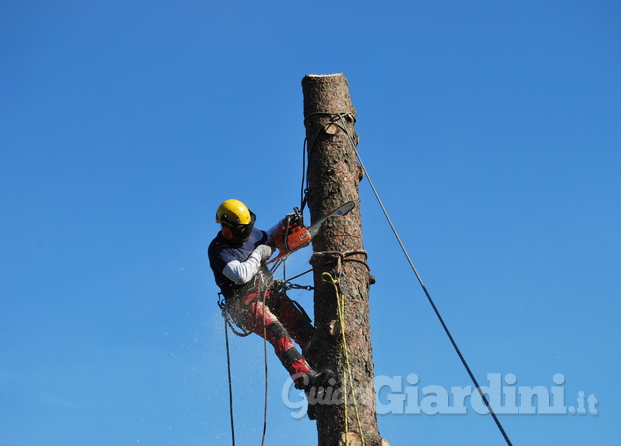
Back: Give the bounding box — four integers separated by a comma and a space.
302, 73, 385, 446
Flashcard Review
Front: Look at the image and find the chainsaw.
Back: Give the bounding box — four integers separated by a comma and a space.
267, 201, 355, 265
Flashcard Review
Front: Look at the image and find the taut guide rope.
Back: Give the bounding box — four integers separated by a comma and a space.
303, 111, 514, 446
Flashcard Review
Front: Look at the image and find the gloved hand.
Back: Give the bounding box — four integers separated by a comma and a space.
253, 244, 274, 261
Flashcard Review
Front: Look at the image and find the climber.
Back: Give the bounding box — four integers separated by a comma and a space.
208, 199, 334, 393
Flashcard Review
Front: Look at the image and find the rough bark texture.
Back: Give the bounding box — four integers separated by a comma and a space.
302, 74, 383, 446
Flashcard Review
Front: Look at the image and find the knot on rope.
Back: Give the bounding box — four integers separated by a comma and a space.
320, 271, 340, 286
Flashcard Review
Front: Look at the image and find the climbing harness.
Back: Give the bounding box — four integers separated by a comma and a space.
303, 111, 514, 446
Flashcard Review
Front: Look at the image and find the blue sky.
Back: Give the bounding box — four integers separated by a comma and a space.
1, 1, 619, 445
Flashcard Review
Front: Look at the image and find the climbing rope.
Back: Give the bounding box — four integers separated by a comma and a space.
218, 271, 272, 446
222, 312, 237, 446
322, 271, 366, 446
304, 112, 514, 446
260, 281, 269, 446
218, 263, 317, 446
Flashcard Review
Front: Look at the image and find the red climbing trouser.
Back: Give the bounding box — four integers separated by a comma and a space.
226, 286, 315, 386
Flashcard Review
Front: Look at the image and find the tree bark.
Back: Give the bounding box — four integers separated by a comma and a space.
302, 73, 384, 446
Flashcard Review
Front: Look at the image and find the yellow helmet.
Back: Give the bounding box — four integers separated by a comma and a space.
216, 199, 253, 226
216, 199, 256, 243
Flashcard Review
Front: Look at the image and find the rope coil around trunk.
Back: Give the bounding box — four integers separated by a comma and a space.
310, 249, 370, 272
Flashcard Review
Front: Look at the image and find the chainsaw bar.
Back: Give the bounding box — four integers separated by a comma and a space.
307, 201, 356, 238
